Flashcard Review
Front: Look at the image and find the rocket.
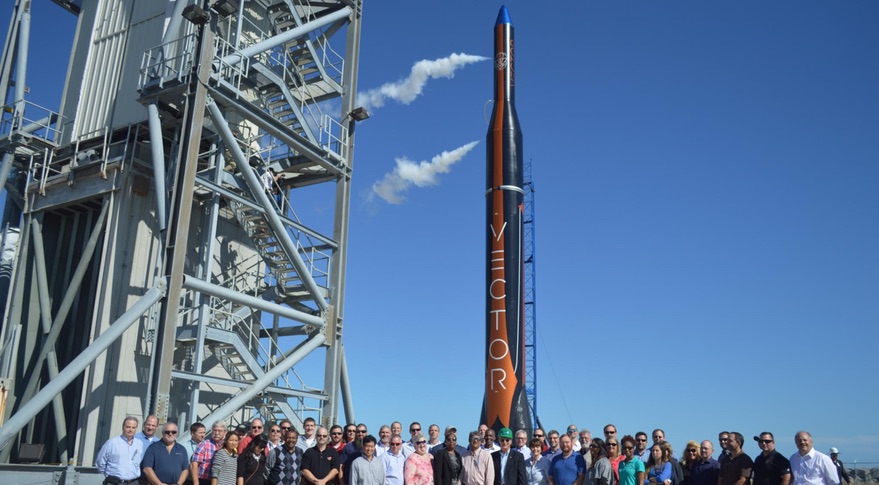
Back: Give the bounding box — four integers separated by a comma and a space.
481, 5, 532, 436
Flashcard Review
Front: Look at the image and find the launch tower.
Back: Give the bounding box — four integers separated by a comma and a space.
0, 0, 364, 475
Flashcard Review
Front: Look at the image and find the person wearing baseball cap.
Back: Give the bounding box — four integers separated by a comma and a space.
828, 448, 852, 485
493, 428, 527, 485
752, 432, 790, 485
432, 426, 467, 456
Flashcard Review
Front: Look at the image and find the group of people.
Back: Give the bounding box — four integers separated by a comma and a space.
95, 417, 854, 485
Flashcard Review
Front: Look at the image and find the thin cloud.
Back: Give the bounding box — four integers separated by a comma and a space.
371, 141, 480, 204
358, 53, 488, 110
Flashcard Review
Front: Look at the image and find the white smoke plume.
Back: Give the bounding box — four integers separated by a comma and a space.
372, 141, 480, 204
358, 53, 488, 110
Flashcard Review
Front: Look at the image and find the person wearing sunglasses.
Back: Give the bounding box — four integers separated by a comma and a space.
403, 423, 424, 456
382, 435, 407, 485
331, 425, 348, 454
142, 422, 190, 485
567, 427, 582, 453
238, 436, 267, 485
606, 439, 623, 484
302, 427, 340, 485
584, 438, 613, 485
433, 431, 463, 485
533, 429, 549, 454
404, 433, 433, 485
678, 441, 701, 485
634, 434, 650, 465
239, 418, 265, 454
266, 425, 284, 456
345, 425, 358, 444
617, 436, 645, 485
752, 433, 790, 485
462, 430, 495, 485
492, 428, 527, 485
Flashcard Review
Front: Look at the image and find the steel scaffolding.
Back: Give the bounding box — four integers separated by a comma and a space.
523, 158, 537, 429
0, 0, 364, 477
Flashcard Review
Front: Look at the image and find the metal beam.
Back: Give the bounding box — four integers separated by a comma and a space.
219, 7, 351, 68
189, 145, 223, 426
322, 0, 362, 426
0, 279, 167, 451
29, 216, 69, 461
340, 345, 354, 423
147, 103, 167, 232
19, 198, 110, 406
206, 86, 345, 179
162, 0, 190, 46
181, 275, 324, 328
193, 174, 337, 249
171, 370, 328, 401
151, 17, 215, 421
187, 333, 325, 430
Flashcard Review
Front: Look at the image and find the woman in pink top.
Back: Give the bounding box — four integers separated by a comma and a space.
404, 433, 433, 485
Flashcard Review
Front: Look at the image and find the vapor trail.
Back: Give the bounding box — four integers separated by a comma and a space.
372, 141, 480, 204
358, 53, 488, 110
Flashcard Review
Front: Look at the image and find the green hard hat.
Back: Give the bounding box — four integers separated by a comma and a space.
499, 427, 513, 439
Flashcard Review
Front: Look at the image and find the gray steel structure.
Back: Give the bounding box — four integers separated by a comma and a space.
0, 0, 363, 473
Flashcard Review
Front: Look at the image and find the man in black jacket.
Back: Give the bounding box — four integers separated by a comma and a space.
493, 428, 526, 485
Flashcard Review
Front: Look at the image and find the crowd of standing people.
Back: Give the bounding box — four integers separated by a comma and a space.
95, 417, 854, 485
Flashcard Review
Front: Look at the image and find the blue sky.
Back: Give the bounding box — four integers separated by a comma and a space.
6, 1, 878, 462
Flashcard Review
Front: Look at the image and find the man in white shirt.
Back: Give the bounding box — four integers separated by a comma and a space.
463, 431, 495, 485
513, 430, 530, 456
382, 435, 406, 485
402, 422, 422, 456
483, 429, 501, 453
789, 431, 839, 485
566, 426, 581, 453
427, 424, 442, 452
298, 417, 317, 451
375, 425, 391, 457
96, 416, 144, 485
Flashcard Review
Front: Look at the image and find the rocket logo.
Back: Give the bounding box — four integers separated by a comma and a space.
495, 52, 508, 70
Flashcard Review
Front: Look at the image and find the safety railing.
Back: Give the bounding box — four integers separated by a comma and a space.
0, 99, 64, 145
207, 296, 311, 395
212, 34, 251, 97
138, 34, 197, 92
319, 113, 347, 157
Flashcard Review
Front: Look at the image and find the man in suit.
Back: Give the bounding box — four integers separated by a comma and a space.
493, 428, 526, 485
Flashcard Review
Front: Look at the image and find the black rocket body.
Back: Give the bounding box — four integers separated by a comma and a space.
481, 5, 532, 436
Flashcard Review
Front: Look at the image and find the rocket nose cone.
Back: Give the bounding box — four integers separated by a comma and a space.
496, 5, 512, 26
